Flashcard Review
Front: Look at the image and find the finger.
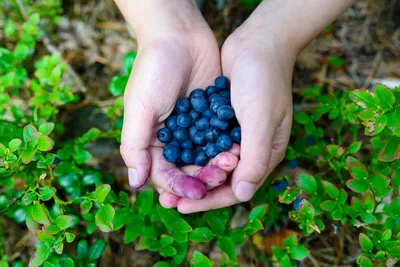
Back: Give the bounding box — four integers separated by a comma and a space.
177, 184, 239, 214
159, 191, 181, 208
150, 147, 206, 200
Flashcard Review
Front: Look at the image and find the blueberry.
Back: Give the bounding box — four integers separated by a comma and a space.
192, 131, 205, 145
177, 113, 192, 127
168, 140, 181, 147
191, 96, 209, 112
288, 160, 299, 169
230, 127, 241, 144
306, 136, 316, 145
195, 150, 209, 166
293, 197, 303, 211
181, 149, 196, 164
205, 143, 220, 158
216, 134, 233, 152
217, 105, 235, 120
206, 86, 218, 96
272, 180, 289, 192
53, 157, 61, 164
165, 115, 178, 131
175, 98, 190, 113
174, 127, 189, 143
209, 93, 222, 102
210, 116, 229, 131
189, 88, 206, 98
181, 140, 193, 150
202, 109, 214, 118
210, 98, 229, 113
219, 90, 230, 100
157, 128, 173, 143
196, 117, 210, 131
214, 75, 230, 89
189, 110, 201, 122
163, 144, 181, 163
204, 128, 219, 143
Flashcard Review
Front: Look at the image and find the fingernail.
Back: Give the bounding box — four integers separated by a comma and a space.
128, 168, 139, 188
235, 181, 257, 202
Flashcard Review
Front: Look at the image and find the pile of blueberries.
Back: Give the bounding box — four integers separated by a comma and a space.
157, 76, 241, 166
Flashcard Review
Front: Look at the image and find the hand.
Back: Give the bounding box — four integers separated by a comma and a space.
117, 1, 240, 203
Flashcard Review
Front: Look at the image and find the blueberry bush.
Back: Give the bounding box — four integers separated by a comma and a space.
1, 2, 400, 267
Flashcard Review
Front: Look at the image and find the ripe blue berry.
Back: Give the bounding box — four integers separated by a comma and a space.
206, 86, 218, 96
175, 98, 190, 113
288, 160, 299, 169
219, 90, 230, 100
210, 98, 229, 113
53, 157, 61, 164
157, 128, 173, 143
191, 96, 209, 112
209, 93, 222, 102
214, 75, 229, 89
195, 150, 209, 166
205, 143, 220, 158
294, 197, 303, 211
189, 110, 201, 122
168, 140, 181, 148
272, 180, 289, 192
204, 128, 219, 143
163, 144, 181, 163
216, 134, 233, 152
165, 115, 178, 131
306, 136, 316, 145
217, 105, 235, 120
174, 127, 189, 143
177, 113, 192, 127
190, 88, 206, 98
181, 149, 196, 164
230, 127, 241, 144
210, 116, 229, 131
202, 109, 214, 118
196, 117, 210, 131
181, 140, 193, 149
192, 131, 205, 145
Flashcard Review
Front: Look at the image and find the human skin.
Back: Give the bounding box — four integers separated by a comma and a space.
114, 0, 356, 213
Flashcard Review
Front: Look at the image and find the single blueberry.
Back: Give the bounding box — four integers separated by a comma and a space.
175, 98, 190, 113
204, 128, 219, 143
189, 88, 206, 98
202, 109, 214, 118
157, 128, 173, 143
272, 180, 289, 192
230, 127, 241, 144
163, 144, 181, 163
288, 160, 299, 169
168, 140, 181, 148
205, 143, 220, 158
181, 149, 196, 164
210, 98, 229, 113
293, 197, 303, 211
192, 131, 205, 145
214, 75, 230, 89
219, 90, 231, 100
196, 117, 210, 131
165, 115, 178, 131
191, 96, 209, 112
181, 140, 193, 150
209, 93, 222, 102
177, 113, 192, 128
189, 110, 201, 122
210, 116, 229, 131
217, 105, 235, 120
216, 134, 233, 152
306, 136, 317, 145
206, 86, 218, 96
174, 127, 189, 143
195, 150, 209, 166
53, 157, 61, 164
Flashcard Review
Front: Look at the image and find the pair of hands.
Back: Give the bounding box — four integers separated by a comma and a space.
114, 0, 353, 213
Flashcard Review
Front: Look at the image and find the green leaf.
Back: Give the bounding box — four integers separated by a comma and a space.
370, 174, 390, 190
154, 262, 170, 267
290, 245, 309, 260
346, 179, 369, 193
298, 200, 315, 221
109, 75, 128, 96
79, 128, 101, 143
87, 238, 106, 262
23, 125, 37, 143
175, 218, 192, 233
378, 136, 400, 162
350, 89, 379, 109
391, 197, 400, 215
359, 256, 373, 267
112, 207, 133, 231
38, 123, 55, 135
0, 143, 6, 154
8, 139, 22, 152
123, 51, 137, 75
381, 229, 392, 241
37, 135, 53, 151
359, 233, 373, 252
29, 246, 50, 267
320, 200, 336, 212
283, 234, 298, 247
74, 147, 92, 164
160, 235, 174, 247
347, 156, 368, 180
31, 202, 50, 225
280, 255, 292, 267
248, 204, 269, 220
217, 236, 236, 261
0, 48, 13, 72
21, 147, 37, 164
14, 43, 29, 62
160, 246, 177, 257
230, 229, 246, 244
348, 142, 362, 154
207, 216, 225, 234
297, 174, 317, 194
134, 189, 154, 216
94, 184, 111, 203
124, 217, 145, 244
361, 212, 377, 224
39, 186, 55, 201
374, 84, 395, 107
322, 181, 339, 199
37, 230, 54, 244
294, 112, 310, 124
95, 204, 115, 232
65, 232, 75, 243
189, 227, 215, 242
80, 200, 93, 214
244, 218, 264, 235
191, 251, 212, 267
56, 215, 73, 230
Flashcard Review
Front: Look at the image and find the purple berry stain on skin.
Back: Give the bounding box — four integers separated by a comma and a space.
169, 175, 206, 200
196, 165, 226, 187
